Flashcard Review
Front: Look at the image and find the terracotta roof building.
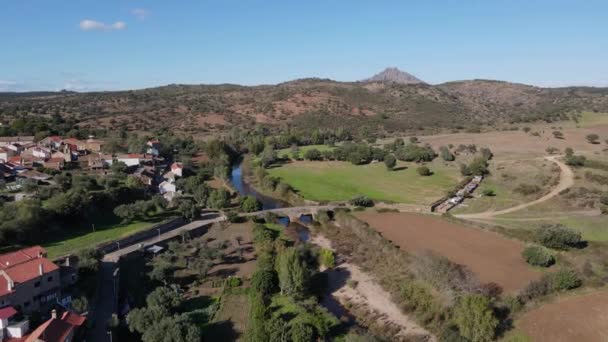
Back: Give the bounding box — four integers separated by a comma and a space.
25, 310, 85, 342
0, 247, 61, 313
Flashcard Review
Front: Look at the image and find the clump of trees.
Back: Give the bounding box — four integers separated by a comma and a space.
384, 154, 397, 170
247, 224, 338, 342
127, 287, 200, 342
586, 133, 600, 144
350, 195, 374, 207
439, 146, 455, 161
453, 294, 498, 342
394, 144, 436, 163
522, 246, 555, 267
536, 224, 583, 250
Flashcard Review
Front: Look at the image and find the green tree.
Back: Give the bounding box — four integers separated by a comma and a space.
207, 189, 230, 209
536, 224, 582, 250
453, 294, 498, 342
114, 204, 136, 223
291, 322, 315, 342
417, 166, 431, 176
241, 195, 262, 212
304, 148, 323, 161
440, 146, 455, 161
111, 161, 129, 174
251, 269, 278, 298
178, 200, 198, 220
276, 248, 311, 297
384, 154, 396, 170
146, 287, 183, 311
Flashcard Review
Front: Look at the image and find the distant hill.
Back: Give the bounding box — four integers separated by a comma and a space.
1, 77, 608, 136
363, 67, 425, 84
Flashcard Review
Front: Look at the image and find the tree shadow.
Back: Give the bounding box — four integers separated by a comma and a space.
392, 166, 408, 171
203, 320, 240, 341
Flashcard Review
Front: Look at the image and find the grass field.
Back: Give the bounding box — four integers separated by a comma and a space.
43, 211, 176, 258
276, 144, 336, 159
452, 158, 560, 214
267, 160, 460, 204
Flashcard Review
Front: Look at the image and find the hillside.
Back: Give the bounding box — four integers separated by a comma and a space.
1, 79, 608, 136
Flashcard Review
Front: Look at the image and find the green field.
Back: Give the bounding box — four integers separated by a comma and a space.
277, 144, 336, 159
43, 211, 176, 258
491, 215, 608, 242
268, 160, 460, 204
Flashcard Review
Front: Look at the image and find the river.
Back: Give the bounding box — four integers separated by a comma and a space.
229, 163, 286, 210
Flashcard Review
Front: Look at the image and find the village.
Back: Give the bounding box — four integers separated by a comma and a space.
0, 135, 187, 203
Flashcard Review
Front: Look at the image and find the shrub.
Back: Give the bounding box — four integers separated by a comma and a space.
304, 148, 323, 161
439, 146, 455, 161
453, 294, 498, 342
318, 248, 335, 269
536, 224, 582, 250
549, 269, 581, 291
521, 246, 555, 267
482, 189, 495, 197
417, 166, 431, 176
565, 154, 586, 166
586, 133, 600, 144
251, 269, 278, 297
225, 276, 242, 288
349, 196, 374, 207
518, 277, 550, 302
384, 154, 396, 170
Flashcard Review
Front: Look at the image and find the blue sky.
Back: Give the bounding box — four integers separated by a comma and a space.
1, 0, 607, 91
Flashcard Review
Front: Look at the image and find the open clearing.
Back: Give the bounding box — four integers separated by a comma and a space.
268, 159, 460, 204
203, 292, 250, 341
354, 211, 541, 292
517, 290, 608, 342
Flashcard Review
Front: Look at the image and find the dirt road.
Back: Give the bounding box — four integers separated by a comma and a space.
455, 156, 574, 220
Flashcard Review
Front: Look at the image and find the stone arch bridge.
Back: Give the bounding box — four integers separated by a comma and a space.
240, 205, 347, 222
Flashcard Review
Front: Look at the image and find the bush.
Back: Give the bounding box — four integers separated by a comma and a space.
482, 189, 495, 197
304, 148, 323, 161
565, 154, 586, 167
586, 133, 600, 144
522, 246, 555, 267
549, 269, 581, 291
225, 276, 242, 288
536, 224, 582, 250
417, 166, 431, 176
251, 269, 278, 297
318, 249, 335, 269
453, 294, 498, 342
384, 154, 396, 170
349, 196, 374, 207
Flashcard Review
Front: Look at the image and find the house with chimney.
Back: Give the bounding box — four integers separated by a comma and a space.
24, 309, 85, 342
0, 247, 61, 314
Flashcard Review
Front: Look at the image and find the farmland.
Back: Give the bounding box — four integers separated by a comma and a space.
268, 159, 461, 204
354, 211, 542, 293
516, 290, 608, 342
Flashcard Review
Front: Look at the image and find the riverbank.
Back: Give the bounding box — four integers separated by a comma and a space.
237, 155, 307, 207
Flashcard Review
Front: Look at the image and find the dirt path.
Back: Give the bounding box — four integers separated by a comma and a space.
311, 235, 436, 341
455, 156, 574, 220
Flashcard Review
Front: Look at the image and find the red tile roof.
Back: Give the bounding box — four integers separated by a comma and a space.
0, 247, 58, 296
0, 306, 17, 319
25, 312, 85, 342
4, 259, 58, 283
0, 246, 45, 269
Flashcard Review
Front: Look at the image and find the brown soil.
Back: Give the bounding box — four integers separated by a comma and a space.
354, 211, 541, 293
518, 290, 608, 342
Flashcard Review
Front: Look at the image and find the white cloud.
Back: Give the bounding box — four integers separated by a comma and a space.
80, 19, 126, 31
131, 8, 150, 20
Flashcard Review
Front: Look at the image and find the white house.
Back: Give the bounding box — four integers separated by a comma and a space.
115, 154, 142, 167
170, 162, 184, 177
0, 306, 29, 340
0, 148, 14, 163
159, 180, 176, 195
32, 147, 52, 159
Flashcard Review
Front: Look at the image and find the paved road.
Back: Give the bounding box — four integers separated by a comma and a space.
88, 214, 225, 342
455, 156, 574, 220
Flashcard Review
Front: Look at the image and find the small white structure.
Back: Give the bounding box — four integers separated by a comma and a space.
32, 147, 52, 159
0, 306, 30, 339
171, 163, 184, 177
159, 181, 176, 195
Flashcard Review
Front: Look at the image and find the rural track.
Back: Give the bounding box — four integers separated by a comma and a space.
455, 156, 574, 220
